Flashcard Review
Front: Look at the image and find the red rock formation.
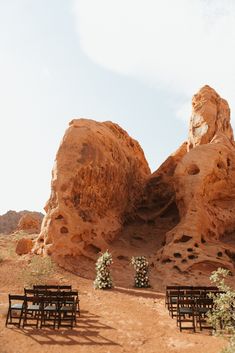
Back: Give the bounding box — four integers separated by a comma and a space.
16, 238, 33, 255
0, 210, 43, 235
35, 119, 150, 264
136, 142, 187, 223
17, 213, 43, 234
35, 85, 235, 281
159, 86, 235, 275
188, 85, 234, 149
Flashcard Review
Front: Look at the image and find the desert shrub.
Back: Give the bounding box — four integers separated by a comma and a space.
207, 267, 235, 353
94, 250, 113, 289
131, 256, 150, 288
21, 255, 55, 287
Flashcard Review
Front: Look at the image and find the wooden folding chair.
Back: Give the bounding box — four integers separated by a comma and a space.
5, 295, 25, 327
177, 298, 196, 332
22, 295, 42, 328
195, 298, 214, 330
168, 290, 184, 318
40, 296, 60, 329
58, 295, 77, 328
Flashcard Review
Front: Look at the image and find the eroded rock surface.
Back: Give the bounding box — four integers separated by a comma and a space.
188, 85, 234, 149
35, 119, 150, 264
17, 213, 43, 234
159, 86, 235, 276
35, 85, 235, 281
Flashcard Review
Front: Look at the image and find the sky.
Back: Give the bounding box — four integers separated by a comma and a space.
0, 0, 235, 215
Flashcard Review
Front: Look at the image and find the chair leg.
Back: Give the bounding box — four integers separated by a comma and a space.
5, 309, 10, 327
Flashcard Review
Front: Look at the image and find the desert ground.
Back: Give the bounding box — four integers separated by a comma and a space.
0, 233, 227, 353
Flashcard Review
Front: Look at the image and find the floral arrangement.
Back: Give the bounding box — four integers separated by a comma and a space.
94, 250, 113, 289
131, 256, 150, 288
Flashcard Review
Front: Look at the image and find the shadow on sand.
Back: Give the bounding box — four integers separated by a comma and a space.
11, 310, 120, 347
114, 286, 165, 299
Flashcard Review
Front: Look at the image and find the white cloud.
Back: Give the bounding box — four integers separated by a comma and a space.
73, 0, 235, 116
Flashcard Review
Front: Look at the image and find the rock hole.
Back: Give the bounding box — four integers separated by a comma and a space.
201, 237, 206, 244
194, 243, 199, 248
132, 236, 144, 241
188, 254, 198, 260
179, 235, 192, 243
162, 258, 172, 264
187, 164, 200, 175
227, 158, 231, 167
187, 248, 193, 252
217, 252, 223, 257
60, 226, 69, 234
55, 214, 64, 220
225, 249, 235, 262
181, 259, 187, 263
85, 244, 101, 254
173, 253, 182, 258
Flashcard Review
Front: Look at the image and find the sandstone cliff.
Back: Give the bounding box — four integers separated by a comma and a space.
35, 85, 235, 283
158, 85, 235, 275
35, 119, 150, 264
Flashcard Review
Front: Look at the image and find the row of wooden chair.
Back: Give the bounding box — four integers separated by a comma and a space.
6, 285, 80, 329
165, 286, 219, 332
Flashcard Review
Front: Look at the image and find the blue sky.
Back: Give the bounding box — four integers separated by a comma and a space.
0, 0, 235, 214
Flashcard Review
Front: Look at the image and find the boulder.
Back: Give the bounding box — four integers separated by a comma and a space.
16, 238, 33, 255
35, 119, 150, 264
17, 213, 43, 234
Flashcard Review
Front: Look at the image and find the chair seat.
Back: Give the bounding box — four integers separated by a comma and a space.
11, 304, 23, 309
179, 307, 193, 314
197, 307, 209, 314
44, 305, 57, 311
60, 306, 74, 312
27, 304, 40, 311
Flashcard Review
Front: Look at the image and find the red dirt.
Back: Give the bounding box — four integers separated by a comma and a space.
0, 234, 227, 353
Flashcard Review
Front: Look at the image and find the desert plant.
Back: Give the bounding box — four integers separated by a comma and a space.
21, 255, 56, 287
94, 250, 113, 289
207, 267, 235, 353
131, 256, 150, 288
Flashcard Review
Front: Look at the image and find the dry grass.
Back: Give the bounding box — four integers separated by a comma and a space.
21, 255, 56, 287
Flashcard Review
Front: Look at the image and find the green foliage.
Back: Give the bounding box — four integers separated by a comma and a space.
131, 256, 150, 288
207, 267, 235, 353
94, 250, 113, 290
21, 255, 56, 287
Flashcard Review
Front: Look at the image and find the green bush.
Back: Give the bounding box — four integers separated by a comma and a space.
207, 267, 235, 353
94, 250, 113, 290
131, 256, 150, 288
